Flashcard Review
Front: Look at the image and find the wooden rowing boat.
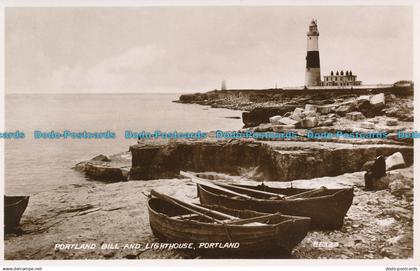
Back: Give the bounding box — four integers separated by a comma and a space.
197, 183, 353, 230
4, 196, 29, 233
147, 191, 310, 257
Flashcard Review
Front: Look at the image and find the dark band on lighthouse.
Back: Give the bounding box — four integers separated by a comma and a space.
306, 51, 320, 68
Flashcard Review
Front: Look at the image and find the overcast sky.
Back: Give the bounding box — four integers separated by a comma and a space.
5, 6, 412, 94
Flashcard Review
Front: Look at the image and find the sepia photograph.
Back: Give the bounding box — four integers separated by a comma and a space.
1, 1, 417, 267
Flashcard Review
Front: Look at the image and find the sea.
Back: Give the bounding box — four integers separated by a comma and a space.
5, 93, 243, 195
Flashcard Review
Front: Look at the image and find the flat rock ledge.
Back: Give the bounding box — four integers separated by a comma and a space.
73, 152, 131, 182
129, 139, 413, 182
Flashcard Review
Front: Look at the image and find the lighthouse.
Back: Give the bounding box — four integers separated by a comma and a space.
305, 19, 321, 86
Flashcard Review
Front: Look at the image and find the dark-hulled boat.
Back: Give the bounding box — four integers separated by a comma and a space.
148, 191, 310, 257
4, 196, 29, 233
197, 183, 353, 230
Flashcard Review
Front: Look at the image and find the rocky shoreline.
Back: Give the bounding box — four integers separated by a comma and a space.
5, 85, 415, 260
5, 133, 414, 259
176, 86, 413, 128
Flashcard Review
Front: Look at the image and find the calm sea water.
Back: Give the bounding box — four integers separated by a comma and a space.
5, 93, 243, 195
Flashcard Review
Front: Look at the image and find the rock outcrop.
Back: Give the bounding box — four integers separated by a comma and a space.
385, 152, 406, 171
176, 86, 413, 113
243, 106, 297, 127
364, 156, 387, 190
73, 152, 131, 182
241, 90, 413, 129
129, 139, 413, 182
177, 86, 413, 128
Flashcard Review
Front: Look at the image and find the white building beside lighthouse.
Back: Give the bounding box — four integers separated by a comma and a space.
305, 19, 321, 86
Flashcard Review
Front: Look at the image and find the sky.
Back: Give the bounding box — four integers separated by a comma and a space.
5, 6, 413, 94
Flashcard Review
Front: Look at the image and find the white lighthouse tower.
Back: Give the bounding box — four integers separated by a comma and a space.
305, 19, 321, 86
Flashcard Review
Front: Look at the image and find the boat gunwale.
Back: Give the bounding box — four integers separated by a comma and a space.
198, 184, 353, 203
235, 184, 352, 195
147, 197, 310, 230
5, 196, 30, 208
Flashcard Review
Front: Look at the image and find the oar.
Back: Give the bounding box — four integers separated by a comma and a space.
209, 180, 286, 199
182, 171, 286, 199
182, 171, 328, 201
180, 171, 252, 199
150, 190, 234, 222
286, 186, 327, 199
224, 212, 281, 225
151, 190, 281, 226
